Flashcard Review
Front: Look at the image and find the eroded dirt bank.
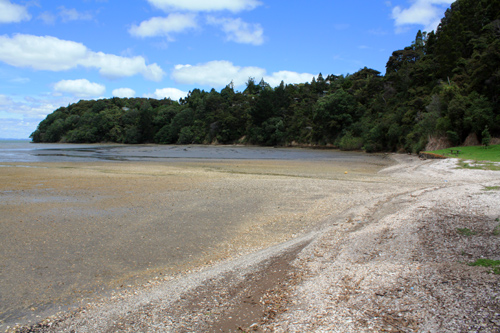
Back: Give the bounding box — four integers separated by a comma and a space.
4, 155, 500, 332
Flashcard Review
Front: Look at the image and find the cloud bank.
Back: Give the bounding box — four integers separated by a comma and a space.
0, 0, 31, 24
0, 94, 77, 138
207, 17, 264, 45
172, 60, 315, 88
129, 13, 198, 39
392, 0, 454, 32
144, 88, 189, 101
112, 88, 136, 98
54, 79, 106, 98
0, 34, 165, 81
146, 0, 262, 13
58, 7, 94, 23
135, 0, 265, 45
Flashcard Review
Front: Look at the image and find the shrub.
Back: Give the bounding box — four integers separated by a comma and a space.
338, 132, 363, 151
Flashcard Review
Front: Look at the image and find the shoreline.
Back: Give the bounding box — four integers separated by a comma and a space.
6, 155, 500, 332
0, 141, 389, 164
264, 157, 500, 332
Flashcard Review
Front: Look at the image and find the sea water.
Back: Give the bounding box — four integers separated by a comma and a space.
0, 140, 387, 164
0, 140, 120, 163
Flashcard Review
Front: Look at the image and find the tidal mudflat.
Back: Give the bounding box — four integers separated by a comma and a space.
0, 146, 394, 329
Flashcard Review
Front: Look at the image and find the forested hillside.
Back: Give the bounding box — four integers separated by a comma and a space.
31, 0, 500, 153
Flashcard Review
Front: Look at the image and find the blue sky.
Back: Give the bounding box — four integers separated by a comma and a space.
0, 0, 454, 139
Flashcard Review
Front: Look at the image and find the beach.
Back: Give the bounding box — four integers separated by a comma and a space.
2, 147, 499, 332
1, 145, 391, 329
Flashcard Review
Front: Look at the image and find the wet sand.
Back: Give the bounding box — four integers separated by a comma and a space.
0, 152, 394, 329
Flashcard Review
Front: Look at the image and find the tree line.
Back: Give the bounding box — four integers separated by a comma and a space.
31, 0, 500, 153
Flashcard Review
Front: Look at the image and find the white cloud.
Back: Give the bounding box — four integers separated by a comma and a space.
144, 88, 188, 101
80, 52, 165, 81
0, 0, 31, 23
38, 7, 93, 24
0, 118, 37, 139
392, 0, 454, 33
112, 88, 136, 98
0, 34, 165, 81
0, 34, 88, 71
173, 60, 265, 87
207, 17, 264, 45
0, 94, 77, 138
38, 11, 57, 25
10, 77, 30, 84
129, 13, 197, 39
54, 79, 106, 97
2, 96, 60, 119
264, 71, 316, 87
58, 7, 93, 22
147, 0, 261, 12
22, 97, 63, 119
0, 94, 13, 106
172, 60, 315, 88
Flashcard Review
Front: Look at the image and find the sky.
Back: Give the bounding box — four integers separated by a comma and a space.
0, 0, 455, 139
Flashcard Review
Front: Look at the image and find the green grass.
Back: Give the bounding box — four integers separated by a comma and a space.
425, 144, 500, 165
468, 258, 500, 274
483, 186, 500, 191
456, 228, 477, 236
493, 223, 500, 236
458, 161, 500, 171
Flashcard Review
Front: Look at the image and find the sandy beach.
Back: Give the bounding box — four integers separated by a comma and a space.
2, 151, 500, 332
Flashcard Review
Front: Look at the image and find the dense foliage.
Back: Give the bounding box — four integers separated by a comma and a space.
31, 0, 500, 152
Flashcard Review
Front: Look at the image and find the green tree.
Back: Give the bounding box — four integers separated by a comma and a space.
482, 126, 491, 147
312, 89, 357, 143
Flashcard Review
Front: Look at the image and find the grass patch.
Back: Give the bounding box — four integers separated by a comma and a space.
424, 144, 500, 167
456, 227, 477, 236
483, 186, 500, 191
494, 223, 500, 236
468, 258, 500, 274
459, 161, 500, 171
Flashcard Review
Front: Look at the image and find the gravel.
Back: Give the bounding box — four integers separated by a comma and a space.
264, 156, 500, 332
8, 155, 500, 332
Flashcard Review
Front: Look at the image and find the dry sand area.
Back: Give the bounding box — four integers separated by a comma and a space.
2, 154, 500, 332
